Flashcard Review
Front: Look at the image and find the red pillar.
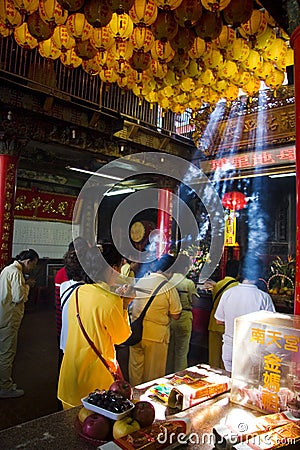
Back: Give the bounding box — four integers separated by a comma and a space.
0, 154, 19, 269
291, 26, 300, 315
157, 188, 173, 257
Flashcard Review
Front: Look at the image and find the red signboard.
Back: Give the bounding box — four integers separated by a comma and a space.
14, 188, 76, 223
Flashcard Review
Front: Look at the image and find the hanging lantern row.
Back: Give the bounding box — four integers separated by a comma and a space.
0, 0, 293, 115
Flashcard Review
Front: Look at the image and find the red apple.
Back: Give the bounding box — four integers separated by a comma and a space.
109, 380, 133, 400
132, 401, 155, 428
82, 413, 111, 440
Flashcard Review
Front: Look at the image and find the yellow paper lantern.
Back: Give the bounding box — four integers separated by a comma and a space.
164, 68, 178, 86
75, 39, 98, 60
223, 0, 253, 27
180, 77, 195, 92
195, 9, 222, 41
188, 36, 207, 59
239, 10, 267, 40
151, 11, 178, 42
213, 79, 228, 93
153, 0, 183, 10
0, 0, 22, 29
110, 39, 134, 61
193, 85, 204, 98
200, 68, 215, 86
91, 25, 114, 51
241, 49, 262, 72
174, 0, 203, 28
201, 0, 230, 13
264, 10, 276, 27
52, 25, 75, 52
14, 22, 38, 48
203, 87, 220, 104
219, 60, 238, 80
82, 53, 103, 75
56, 0, 84, 12
147, 59, 167, 78
14, 0, 39, 15
151, 39, 175, 63
129, 0, 158, 26
203, 48, 224, 70
60, 47, 82, 68
65, 13, 93, 41
231, 69, 250, 87
39, 0, 68, 28
27, 10, 53, 41
254, 60, 274, 80
131, 27, 154, 52
170, 26, 195, 53
84, 0, 112, 28
254, 26, 276, 51
39, 38, 61, 58
0, 19, 13, 37
109, 12, 134, 40
241, 75, 260, 97
108, 0, 135, 14
223, 84, 239, 101
276, 47, 294, 71
226, 37, 250, 62
99, 67, 118, 83
213, 25, 235, 49
129, 50, 152, 72
263, 38, 287, 63
264, 68, 285, 91
158, 96, 170, 109
183, 58, 200, 78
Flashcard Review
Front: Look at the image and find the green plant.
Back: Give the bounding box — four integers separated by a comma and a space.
267, 256, 295, 296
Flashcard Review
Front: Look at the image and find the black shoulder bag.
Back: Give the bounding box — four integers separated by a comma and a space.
60, 282, 84, 311
123, 279, 168, 347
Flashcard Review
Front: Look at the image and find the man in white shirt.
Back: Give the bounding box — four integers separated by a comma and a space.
214, 255, 275, 372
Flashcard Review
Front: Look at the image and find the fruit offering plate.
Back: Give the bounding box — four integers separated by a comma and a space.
82, 394, 135, 421
74, 416, 108, 448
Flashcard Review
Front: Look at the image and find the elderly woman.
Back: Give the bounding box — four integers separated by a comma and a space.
0, 249, 39, 398
58, 244, 133, 409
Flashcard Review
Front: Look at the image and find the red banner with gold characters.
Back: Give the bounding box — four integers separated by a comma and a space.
0, 155, 19, 269
14, 188, 76, 223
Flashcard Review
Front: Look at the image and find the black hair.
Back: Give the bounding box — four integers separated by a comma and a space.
15, 249, 39, 262
64, 250, 85, 281
225, 259, 240, 279
82, 244, 123, 284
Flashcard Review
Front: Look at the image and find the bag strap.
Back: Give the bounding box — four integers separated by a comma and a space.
75, 288, 120, 380
138, 279, 168, 321
213, 279, 237, 304
61, 282, 84, 310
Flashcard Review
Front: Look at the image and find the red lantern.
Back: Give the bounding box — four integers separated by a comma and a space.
223, 0, 253, 27
27, 10, 53, 41
195, 9, 222, 41
222, 191, 247, 211
129, 49, 151, 72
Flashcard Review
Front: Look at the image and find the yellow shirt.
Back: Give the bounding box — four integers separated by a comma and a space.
131, 273, 182, 343
208, 276, 238, 333
58, 282, 131, 407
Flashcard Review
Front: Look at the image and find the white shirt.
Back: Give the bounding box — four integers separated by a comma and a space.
214, 283, 275, 371
60, 280, 82, 351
